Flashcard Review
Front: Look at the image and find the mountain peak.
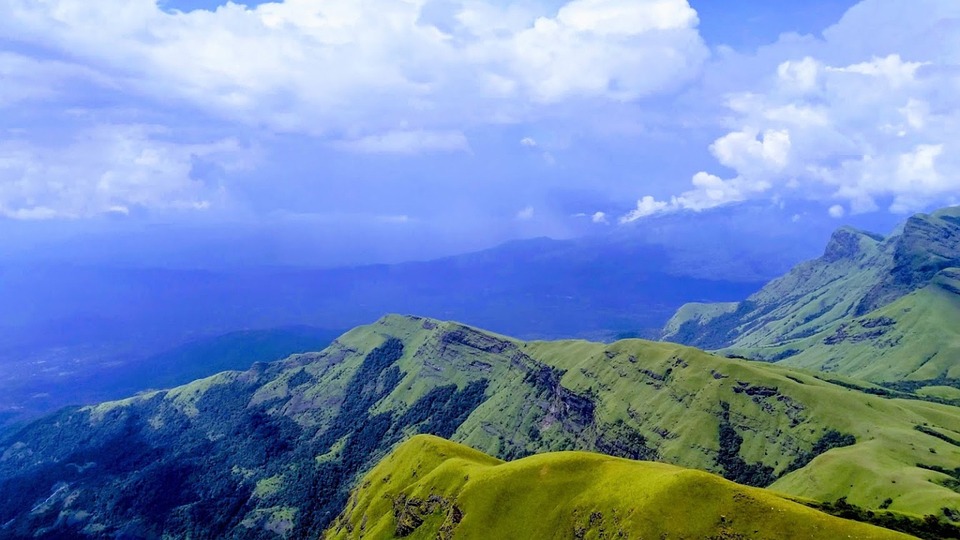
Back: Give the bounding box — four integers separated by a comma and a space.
821, 226, 883, 263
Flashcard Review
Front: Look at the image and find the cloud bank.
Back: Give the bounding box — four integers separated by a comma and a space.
2, 0, 706, 132
0, 0, 708, 219
4, 0, 959, 227
0, 125, 245, 219
623, 0, 960, 221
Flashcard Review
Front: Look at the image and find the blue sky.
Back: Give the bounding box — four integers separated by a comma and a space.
1, 0, 959, 266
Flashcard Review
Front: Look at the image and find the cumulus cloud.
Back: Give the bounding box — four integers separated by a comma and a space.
0, 125, 245, 219
498, 0, 705, 102
620, 195, 670, 222
0, 0, 711, 220
0, 0, 707, 134
591, 211, 608, 224
620, 172, 771, 222
516, 205, 535, 220
622, 0, 960, 221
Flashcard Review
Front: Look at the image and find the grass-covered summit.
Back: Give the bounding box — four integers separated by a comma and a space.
327, 434, 912, 540
662, 206, 960, 386
1, 315, 957, 538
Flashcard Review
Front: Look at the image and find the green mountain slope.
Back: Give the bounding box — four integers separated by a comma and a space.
1, 315, 958, 538
662, 207, 960, 384
727, 269, 960, 384
326, 434, 912, 540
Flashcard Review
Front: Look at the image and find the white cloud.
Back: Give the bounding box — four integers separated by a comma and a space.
506, 1, 706, 103
520, 137, 538, 147
710, 128, 790, 177
828, 204, 845, 218
556, 0, 697, 35
777, 57, 820, 94
829, 55, 927, 88
0, 0, 707, 133
591, 211, 608, 224
516, 205, 535, 220
620, 172, 772, 222
624, 0, 960, 220
0, 125, 244, 219
334, 130, 470, 154
620, 195, 670, 222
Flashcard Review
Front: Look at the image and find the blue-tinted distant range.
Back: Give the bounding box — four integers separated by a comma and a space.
2, 0, 960, 427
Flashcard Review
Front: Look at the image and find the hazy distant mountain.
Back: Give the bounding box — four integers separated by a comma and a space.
663, 206, 960, 387
0, 327, 340, 434
0, 231, 770, 355
1, 315, 956, 538
0, 224, 778, 430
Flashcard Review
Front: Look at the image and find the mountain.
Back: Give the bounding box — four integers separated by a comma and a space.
0, 235, 763, 427
662, 206, 960, 386
1, 315, 957, 538
326, 434, 912, 540
0, 236, 763, 350
0, 326, 342, 434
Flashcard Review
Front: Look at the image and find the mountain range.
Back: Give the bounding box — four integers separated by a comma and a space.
1, 313, 957, 538
1, 207, 959, 539
0, 229, 766, 432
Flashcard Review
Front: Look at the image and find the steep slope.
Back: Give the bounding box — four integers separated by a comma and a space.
724, 269, 960, 383
0, 315, 958, 539
326, 435, 912, 540
663, 206, 960, 384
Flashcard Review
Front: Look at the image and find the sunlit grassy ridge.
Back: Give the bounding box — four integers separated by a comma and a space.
326, 434, 912, 540
663, 206, 960, 386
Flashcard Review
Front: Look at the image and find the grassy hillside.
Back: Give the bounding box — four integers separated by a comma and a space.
723, 269, 960, 385
1, 315, 958, 538
327, 434, 913, 540
663, 207, 960, 385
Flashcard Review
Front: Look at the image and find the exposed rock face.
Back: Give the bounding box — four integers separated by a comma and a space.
526, 365, 596, 432
856, 212, 960, 315
822, 227, 881, 264
440, 327, 514, 354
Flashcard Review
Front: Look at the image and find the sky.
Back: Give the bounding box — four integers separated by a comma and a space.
1, 0, 959, 267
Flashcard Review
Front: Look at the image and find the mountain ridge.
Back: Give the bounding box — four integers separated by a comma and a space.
662, 206, 960, 384
325, 434, 914, 540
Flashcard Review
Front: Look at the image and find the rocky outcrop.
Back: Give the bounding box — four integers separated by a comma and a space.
822, 227, 882, 264
856, 211, 960, 315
